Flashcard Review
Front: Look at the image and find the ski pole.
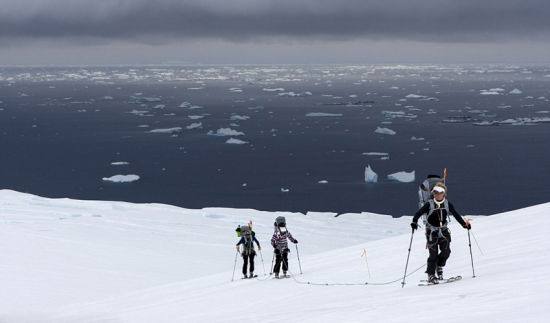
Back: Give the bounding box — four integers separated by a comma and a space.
259, 249, 267, 276
270, 250, 275, 275
231, 250, 239, 282
401, 228, 415, 288
468, 229, 476, 278
295, 244, 303, 275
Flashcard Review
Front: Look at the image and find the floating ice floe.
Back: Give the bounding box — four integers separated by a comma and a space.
188, 115, 204, 120
230, 115, 250, 121
225, 138, 248, 145
374, 127, 396, 135
229, 88, 243, 93
110, 162, 129, 166
410, 136, 425, 141
187, 87, 204, 90
186, 123, 202, 130
318, 180, 329, 184
480, 91, 500, 95
208, 128, 245, 136
405, 94, 427, 99
248, 106, 264, 110
364, 165, 378, 183
382, 110, 417, 119
280, 188, 290, 193
387, 170, 415, 183
473, 121, 500, 126
152, 105, 166, 109
179, 102, 192, 108
362, 152, 389, 157
306, 112, 343, 117
102, 174, 140, 183
278, 91, 312, 97
129, 96, 161, 104
509, 88, 523, 94
188, 105, 203, 110
149, 127, 183, 134
263, 88, 285, 92
102, 96, 114, 100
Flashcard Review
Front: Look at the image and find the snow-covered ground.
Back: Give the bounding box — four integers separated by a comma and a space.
0, 189, 548, 322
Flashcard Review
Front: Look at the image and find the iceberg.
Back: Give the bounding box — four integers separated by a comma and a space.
110, 162, 129, 166
387, 171, 415, 183
362, 152, 389, 157
306, 113, 343, 117
186, 123, 202, 130
405, 94, 427, 99
102, 174, 140, 183
149, 127, 182, 134
207, 128, 245, 137
225, 138, 248, 145
364, 165, 378, 183
230, 115, 250, 121
374, 127, 396, 135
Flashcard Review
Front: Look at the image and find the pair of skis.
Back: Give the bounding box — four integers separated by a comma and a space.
418, 275, 462, 286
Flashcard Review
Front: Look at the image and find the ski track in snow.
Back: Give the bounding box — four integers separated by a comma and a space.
0, 189, 548, 322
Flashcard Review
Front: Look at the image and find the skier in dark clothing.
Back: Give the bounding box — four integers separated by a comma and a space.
410, 183, 471, 284
271, 219, 298, 278
236, 230, 261, 278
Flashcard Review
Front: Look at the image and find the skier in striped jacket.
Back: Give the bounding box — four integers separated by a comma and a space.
271, 219, 298, 278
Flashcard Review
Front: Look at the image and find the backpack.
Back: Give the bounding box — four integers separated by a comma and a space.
235, 225, 255, 238
275, 216, 286, 227
418, 174, 443, 207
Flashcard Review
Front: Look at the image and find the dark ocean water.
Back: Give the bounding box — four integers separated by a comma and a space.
1, 65, 549, 216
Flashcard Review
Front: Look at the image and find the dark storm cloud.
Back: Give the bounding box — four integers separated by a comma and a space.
2, 0, 550, 44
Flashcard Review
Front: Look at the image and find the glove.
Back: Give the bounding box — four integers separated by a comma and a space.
236, 245, 240, 252
258, 246, 262, 251
410, 222, 418, 231
463, 222, 471, 230
294, 240, 298, 244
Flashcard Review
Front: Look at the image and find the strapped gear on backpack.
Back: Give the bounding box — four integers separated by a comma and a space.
418, 174, 444, 225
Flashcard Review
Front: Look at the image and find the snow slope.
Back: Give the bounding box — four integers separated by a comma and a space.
0, 190, 548, 322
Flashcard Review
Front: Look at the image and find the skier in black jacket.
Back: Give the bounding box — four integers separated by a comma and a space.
410, 183, 471, 284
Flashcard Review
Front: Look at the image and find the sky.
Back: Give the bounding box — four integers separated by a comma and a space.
1, 0, 550, 66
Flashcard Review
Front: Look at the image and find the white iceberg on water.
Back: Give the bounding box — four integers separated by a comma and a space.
364, 165, 378, 183
102, 174, 140, 183
374, 127, 397, 135
387, 170, 415, 183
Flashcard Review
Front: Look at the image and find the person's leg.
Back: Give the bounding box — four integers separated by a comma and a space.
437, 232, 452, 268
282, 251, 289, 273
249, 251, 255, 275
274, 249, 282, 275
242, 253, 248, 276
426, 231, 439, 276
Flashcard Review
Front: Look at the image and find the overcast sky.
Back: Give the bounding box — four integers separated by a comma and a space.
1, 0, 549, 65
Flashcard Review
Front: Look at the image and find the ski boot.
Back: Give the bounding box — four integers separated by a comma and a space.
428, 274, 439, 284
274, 272, 279, 279
437, 267, 444, 280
